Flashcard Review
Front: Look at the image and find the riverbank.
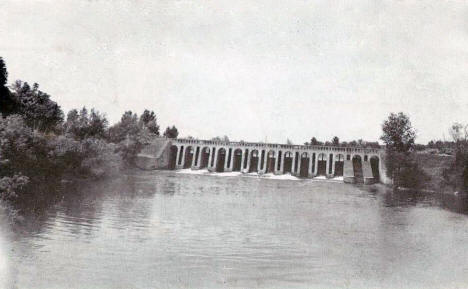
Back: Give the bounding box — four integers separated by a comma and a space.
415, 152, 454, 192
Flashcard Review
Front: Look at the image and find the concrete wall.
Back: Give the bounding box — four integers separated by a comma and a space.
135, 138, 172, 170
362, 161, 375, 184
378, 151, 393, 185
343, 160, 355, 183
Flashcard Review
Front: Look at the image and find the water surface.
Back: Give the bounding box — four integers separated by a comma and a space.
2, 171, 468, 289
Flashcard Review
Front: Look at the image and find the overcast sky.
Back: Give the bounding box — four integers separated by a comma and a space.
1, 0, 467, 144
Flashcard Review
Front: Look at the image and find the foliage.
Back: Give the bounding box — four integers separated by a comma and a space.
310, 137, 321, 145
139, 109, 160, 135
0, 59, 164, 218
0, 115, 62, 205
308, 136, 380, 148
0, 57, 14, 115
380, 112, 426, 188
64, 107, 108, 140
385, 150, 428, 189
211, 135, 229, 142
0, 113, 121, 212
0, 174, 29, 202
380, 112, 416, 153
441, 122, 468, 193
108, 111, 140, 143
108, 110, 159, 165
0, 57, 6, 87
9, 80, 64, 132
332, 136, 339, 146
164, 125, 179, 139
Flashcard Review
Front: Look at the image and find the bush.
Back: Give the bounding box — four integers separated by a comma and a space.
0, 174, 29, 202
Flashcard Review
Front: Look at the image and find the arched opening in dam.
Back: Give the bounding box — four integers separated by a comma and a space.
233, 149, 242, 171
370, 156, 380, 180
169, 145, 178, 170
299, 152, 309, 178
216, 148, 226, 172
283, 152, 293, 174
183, 146, 193, 169
335, 154, 344, 176
353, 155, 363, 182
267, 150, 275, 173
249, 150, 259, 173
317, 153, 327, 176
199, 147, 210, 169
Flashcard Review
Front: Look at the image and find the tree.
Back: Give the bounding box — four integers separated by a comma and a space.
0, 115, 62, 203
211, 135, 230, 142
64, 107, 108, 140
10, 80, 64, 132
310, 137, 319, 145
108, 111, 139, 143
332, 136, 339, 146
380, 112, 423, 188
0, 57, 18, 116
139, 109, 160, 135
164, 126, 178, 139
380, 112, 416, 153
443, 122, 468, 192
286, 138, 293, 145
0, 57, 6, 88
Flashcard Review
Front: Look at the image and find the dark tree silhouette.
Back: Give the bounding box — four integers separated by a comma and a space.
164, 126, 179, 139
310, 137, 320, 145
9, 80, 63, 132
332, 136, 339, 146
139, 109, 160, 135
0, 57, 17, 115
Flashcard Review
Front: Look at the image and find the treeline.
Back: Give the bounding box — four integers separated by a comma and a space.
305, 136, 381, 148
0, 57, 178, 215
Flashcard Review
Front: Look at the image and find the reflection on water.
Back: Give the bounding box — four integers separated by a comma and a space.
2, 171, 468, 289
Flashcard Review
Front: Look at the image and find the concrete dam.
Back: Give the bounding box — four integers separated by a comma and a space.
136, 137, 386, 184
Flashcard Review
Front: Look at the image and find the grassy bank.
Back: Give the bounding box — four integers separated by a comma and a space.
414, 152, 454, 194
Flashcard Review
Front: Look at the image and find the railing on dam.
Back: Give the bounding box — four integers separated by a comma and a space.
170, 137, 382, 154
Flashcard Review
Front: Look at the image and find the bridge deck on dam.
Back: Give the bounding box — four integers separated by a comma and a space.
139, 137, 384, 184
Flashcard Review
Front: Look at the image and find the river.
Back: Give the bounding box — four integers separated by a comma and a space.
1, 171, 468, 289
